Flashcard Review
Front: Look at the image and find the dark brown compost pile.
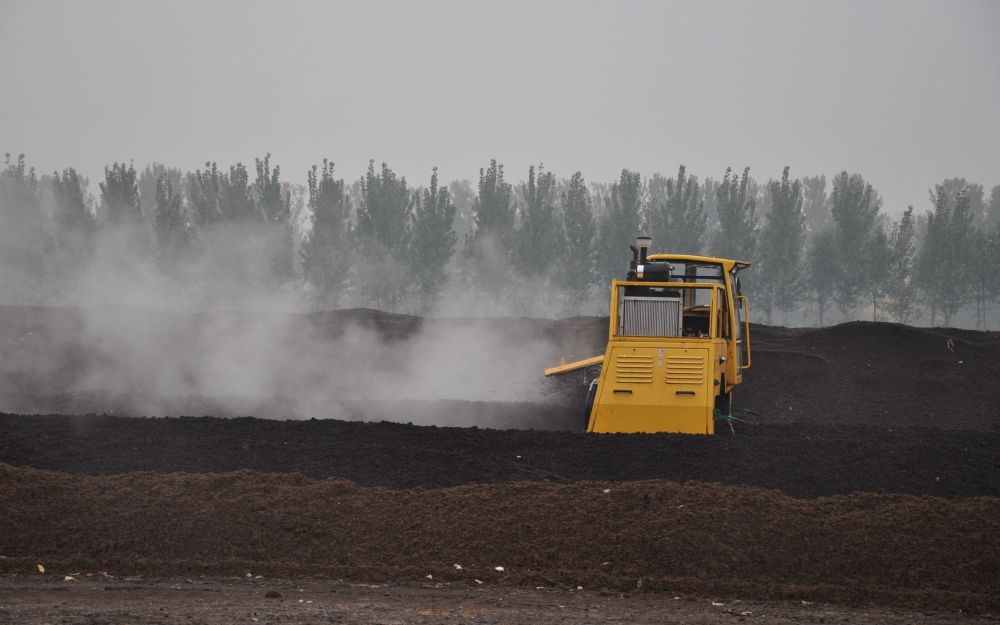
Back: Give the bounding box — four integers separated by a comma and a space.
1, 465, 998, 610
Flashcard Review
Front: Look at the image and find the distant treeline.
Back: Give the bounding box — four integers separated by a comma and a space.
1, 153, 998, 327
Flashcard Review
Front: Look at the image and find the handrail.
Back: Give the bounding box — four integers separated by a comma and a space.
738, 295, 751, 368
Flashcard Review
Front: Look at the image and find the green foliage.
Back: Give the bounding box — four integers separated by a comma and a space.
410, 167, 457, 311
52, 168, 93, 232
255, 153, 290, 224
220, 163, 256, 222
50, 168, 95, 296
597, 169, 642, 282
701, 177, 720, 243
357, 160, 410, 252
139, 163, 182, 223
465, 160, 516, 306
984, 185, 1000, 228
447, 179, 476, 243
469, 159, 515, 252
935, 178, 985, 225
189, 162, 224, 226
514, 164, 559, 276
559, 171, 595, 304
968, 224, 1000, 329
758, 167, 805, 323
302, 159, 351, 307
800, 175, 829, 234
646, 165, 705, 254
646, 173, 668, 225
0, 154, 45, 300
0, 153, 39, 213
884, 207, 917, 323
100, 162, 141, 224
356, 160, 411, 308
3, 150, 997, 326
917, 184, 975, 325
829, 171, 882, 314
254, 153, 294, 281
712, 166, 756, 259
153, 176, 189, 267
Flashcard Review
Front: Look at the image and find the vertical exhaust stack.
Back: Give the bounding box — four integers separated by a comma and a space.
629, 236, 652, 279
636, 236, 651, 265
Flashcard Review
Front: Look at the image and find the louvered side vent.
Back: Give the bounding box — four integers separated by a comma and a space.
618, 296, 682, 337
665, 356, 705, 385
615, 354, 654, 384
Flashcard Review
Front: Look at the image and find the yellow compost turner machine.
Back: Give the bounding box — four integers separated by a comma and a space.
546, 236, 752, 434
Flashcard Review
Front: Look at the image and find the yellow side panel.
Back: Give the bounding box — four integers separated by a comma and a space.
589, 344, 713, 434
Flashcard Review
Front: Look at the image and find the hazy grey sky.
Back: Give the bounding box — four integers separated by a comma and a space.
1, 0, 997, 213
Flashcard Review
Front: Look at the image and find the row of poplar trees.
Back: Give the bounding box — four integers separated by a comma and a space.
1, 152, 998, 326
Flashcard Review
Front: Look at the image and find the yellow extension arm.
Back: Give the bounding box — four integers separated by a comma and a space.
543, 354, 605, 377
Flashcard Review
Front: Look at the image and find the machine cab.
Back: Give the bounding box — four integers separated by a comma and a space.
626, 246, 751, 388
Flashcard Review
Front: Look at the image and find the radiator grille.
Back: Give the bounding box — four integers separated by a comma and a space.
615, 354, 654, 384
665, 355, 705, 385
618, 295, 682, 337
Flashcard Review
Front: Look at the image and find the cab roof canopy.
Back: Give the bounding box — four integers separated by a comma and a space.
646, 253, 751, 272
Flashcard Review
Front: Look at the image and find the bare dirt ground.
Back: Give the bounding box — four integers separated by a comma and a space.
1, 576, 994, 625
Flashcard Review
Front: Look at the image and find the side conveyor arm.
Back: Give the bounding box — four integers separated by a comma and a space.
544, 355, 605, 377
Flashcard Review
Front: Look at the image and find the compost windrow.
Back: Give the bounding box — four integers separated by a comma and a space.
1, 413, 997, 498
1, 465, 997, 611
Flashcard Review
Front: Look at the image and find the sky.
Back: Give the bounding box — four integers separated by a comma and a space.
0, 0, 998, 214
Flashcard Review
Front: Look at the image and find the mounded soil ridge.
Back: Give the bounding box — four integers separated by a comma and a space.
2, 413, 998, 498
1, 464, 997, 611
